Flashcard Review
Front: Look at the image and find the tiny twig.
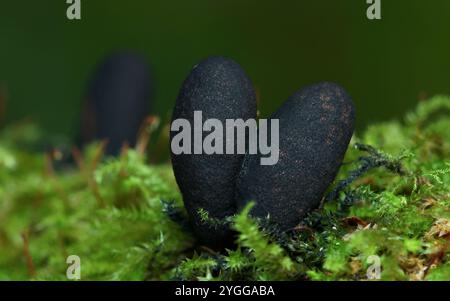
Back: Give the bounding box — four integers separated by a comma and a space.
44, 152, 55, 177
136, 116, 160, 156
88, 140, 107, 207
21, 230, 36, 278
71, 146, 85, 171
90, 140, 107, 171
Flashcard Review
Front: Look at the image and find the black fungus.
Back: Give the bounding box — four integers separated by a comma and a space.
236, 82, 355, 231
80, 52, 153, 155
170, 57, 257, 245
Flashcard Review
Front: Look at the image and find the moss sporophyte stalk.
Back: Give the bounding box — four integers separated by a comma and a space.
0, 96, 449, 280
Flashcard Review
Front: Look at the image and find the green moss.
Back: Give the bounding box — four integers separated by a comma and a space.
0, 96, 449, 281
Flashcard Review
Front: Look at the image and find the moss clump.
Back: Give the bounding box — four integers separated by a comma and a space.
0, 96, 449, 281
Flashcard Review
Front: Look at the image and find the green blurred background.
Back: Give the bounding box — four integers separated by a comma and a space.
1, 0, 449, 137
